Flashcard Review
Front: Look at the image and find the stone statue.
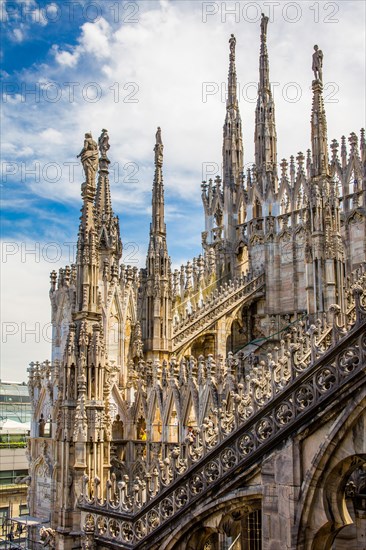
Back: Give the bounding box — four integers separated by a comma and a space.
77, 132, 99, 185
155, 126, 162, 145
229, 34, 236, 58
154, 127, 163, 166
312, 45, 323, 82
81, 516, 96, 550
261, 13, 269, 39
98, 128, 110, 159
40, 527, 56, 549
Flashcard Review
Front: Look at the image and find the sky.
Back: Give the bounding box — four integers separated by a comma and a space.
1, 0, 365, 381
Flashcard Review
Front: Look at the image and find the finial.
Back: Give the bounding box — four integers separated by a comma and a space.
306, 149, 312, 177
349, 132, 358, 151
280, 158, 288, 180
289, 155, 295, 185
296, 152, 305, 174
341, 135, 347, 167
361, 129, 366, 162
330, 139, 339, 161
312, 44, 323, 82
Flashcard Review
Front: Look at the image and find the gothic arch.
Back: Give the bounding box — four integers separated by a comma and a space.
296, 389, 366, 550
110, 383, 129, 426
182, 386, 199, 435
133, 388, 148, 440
148, 390, 164, 442
311, 454, 366, 549
158, 490, 262, 550
200, 383, 219, 426
178, 331, 216, 361
163, 391, 180, 443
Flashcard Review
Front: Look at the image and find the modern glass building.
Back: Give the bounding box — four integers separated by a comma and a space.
0, 382, 31, 426
0, 382, 30, 540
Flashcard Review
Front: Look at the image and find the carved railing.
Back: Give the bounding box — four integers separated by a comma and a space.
79, 278, 366, 548
172, 271, 265, 352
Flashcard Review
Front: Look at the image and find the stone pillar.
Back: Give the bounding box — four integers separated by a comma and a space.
261, 440, 300, 549
215, 318, 228, 357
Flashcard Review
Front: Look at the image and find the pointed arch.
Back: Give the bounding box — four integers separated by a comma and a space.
164, 391, 180, 443
133, 388, 148, 440
110, 384, 129, 425
200, 384, 219, 425
148, 389, 164, 442
182, 389, 199, 438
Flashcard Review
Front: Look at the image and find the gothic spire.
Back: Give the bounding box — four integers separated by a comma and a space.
222, 34, 243, 188
95, 129, 112, 223
77, 131, 99, 233
144, 128, 172, 358
310, 45, 329, 177
95, 129, 122, 266
151, 126, 166, 237
254, 13, 278, 192
75, 132, 99, 313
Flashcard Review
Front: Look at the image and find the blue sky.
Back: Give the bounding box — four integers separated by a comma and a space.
1, 0, 365, 380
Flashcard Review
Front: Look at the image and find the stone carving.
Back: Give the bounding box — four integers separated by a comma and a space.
229, 34, 236, 59
154, 126, 163, 167
81, 515, 96, 550
40, 527, 56, 548
312, 44, 323, 82
75, 273, 366, 537
77, 132, 99, 185
98, 128, 110, 159
27, 11, 366, 550
260, 12, 269, 39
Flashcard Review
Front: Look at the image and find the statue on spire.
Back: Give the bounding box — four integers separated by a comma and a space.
154, 126, 163, 167
261, 13, 269, 39
312, 45, 323, 82
229, 34, 236, 60
156, 126, 162, 145
77, 132, 99, 185
98, 129, 110, 159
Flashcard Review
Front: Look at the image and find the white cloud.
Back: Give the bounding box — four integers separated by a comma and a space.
52, 17, 112, 68
47, 3, 59, 15
79, 17, 112, 59
12, 27, 24, 42
3, 1, 366, 206
2, 93, 23, 104
52, 45, 80, 68
31, 8, 48, 26
39, 128, 63, 144
1, 0, 365, 380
